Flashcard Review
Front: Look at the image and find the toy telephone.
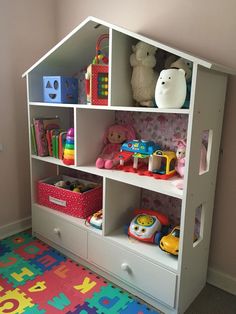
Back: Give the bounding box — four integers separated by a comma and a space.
128, 209, 169, 244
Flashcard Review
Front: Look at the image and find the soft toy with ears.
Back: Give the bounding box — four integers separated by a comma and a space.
155, 68, 187, 109
173, 139, 187, 190
170, 58, 193, 108
175, 139, 186, 178
130, 41, 158, 107
170, 58, 192, 81
96, 124, 136, 169
173, 139, 207, 189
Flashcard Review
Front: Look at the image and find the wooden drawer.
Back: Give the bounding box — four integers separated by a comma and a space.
88, 233, 177, 307
32, 205, 87, 259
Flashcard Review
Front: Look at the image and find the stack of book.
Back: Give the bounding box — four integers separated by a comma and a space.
31, 117, 67, 159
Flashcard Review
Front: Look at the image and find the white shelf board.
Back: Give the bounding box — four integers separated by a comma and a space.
79, 105, 190, 114
32, 155, 67, 167
106, 227, 178, 273
29, 102, 76, 108
31, 156, 183, 199
29, 102, 190, 114
78, 165, 183, 199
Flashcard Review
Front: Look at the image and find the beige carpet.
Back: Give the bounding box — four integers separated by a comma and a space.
185, 283, 236, 314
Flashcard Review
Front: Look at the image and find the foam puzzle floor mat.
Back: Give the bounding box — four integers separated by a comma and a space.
0, 231, 161, 313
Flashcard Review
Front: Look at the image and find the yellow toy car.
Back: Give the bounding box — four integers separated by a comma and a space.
160, 226, 180, 256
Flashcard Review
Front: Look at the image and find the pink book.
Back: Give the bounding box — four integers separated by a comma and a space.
34, 119, 49, 156
33, 117, 60, 157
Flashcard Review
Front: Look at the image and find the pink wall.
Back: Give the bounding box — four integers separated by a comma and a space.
55, 0, 236, 283
0, 0, 57, 225
0, 0, 235, 290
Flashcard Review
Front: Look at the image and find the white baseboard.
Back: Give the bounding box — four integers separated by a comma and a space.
0, 217, 32, 239
207, 267, 236, 296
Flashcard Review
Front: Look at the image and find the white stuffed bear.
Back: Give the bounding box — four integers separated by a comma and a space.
170, 58, 192, 81
130, 41, 158, 107
155, 68, 187, 109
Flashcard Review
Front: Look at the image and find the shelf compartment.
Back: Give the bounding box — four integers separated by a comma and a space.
29, 106, 74, 160
76, 109, 188, 182
102, 178, 181, 271
109, 29, 136, 107
29, 105, 73, 130
76, 108, 115, 166
109, 28, 193, 111
32, 157, 103, 217
27, 21, 110, 103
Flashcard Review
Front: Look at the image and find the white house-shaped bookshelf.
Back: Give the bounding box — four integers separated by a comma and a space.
23, 16, 235, 314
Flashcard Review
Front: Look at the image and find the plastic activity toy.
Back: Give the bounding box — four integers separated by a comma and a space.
128, 209, 169, 244
117, 140, 161, 170
159, 225, 198, 256
85, 34, 109, 105
115, 141, 176, 180
86, 209, 103, 230
159, 226, 180, 255
150, 150, 176, 179
43, 76, 78, 103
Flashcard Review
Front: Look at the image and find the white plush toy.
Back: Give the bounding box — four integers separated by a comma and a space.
155, 68, 187, 109
130, 41, 158, 107
170, 57, 192, 81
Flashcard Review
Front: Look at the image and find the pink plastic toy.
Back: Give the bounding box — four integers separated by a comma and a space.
175, 139, 186, 179
173, 139, 207, 189
96, 124, 136, 169
172, 139, 186, 189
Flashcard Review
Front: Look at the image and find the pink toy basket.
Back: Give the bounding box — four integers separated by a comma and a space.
37, 175, 102, 218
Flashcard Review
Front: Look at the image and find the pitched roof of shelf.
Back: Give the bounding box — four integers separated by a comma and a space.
22, 16, 236, 77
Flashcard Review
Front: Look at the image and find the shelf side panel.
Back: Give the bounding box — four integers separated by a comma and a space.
177, 65, 228, 313
76, 109, 115, 165
109, 30, 136, 107
103, 178, 141, 235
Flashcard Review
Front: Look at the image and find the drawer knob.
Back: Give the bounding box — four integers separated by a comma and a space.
121, 262, 130, 272
53, 228, 60, 235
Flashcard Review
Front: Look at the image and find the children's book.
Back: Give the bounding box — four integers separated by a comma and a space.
50, 128, 65, 158
33, 117, 60, 157
59, 131, 67, 160
46, 129, 53, 157
30, 124, 37, 155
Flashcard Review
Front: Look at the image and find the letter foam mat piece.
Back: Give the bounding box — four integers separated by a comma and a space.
14, 240, 49, 260
0, 288, 34, 314
86, 284, 133, 314
0, 231, 160, 314
1, 231, 33, 250
19, 259, 107, 313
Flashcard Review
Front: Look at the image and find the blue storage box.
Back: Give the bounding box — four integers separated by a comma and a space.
43, 76, 78, 103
